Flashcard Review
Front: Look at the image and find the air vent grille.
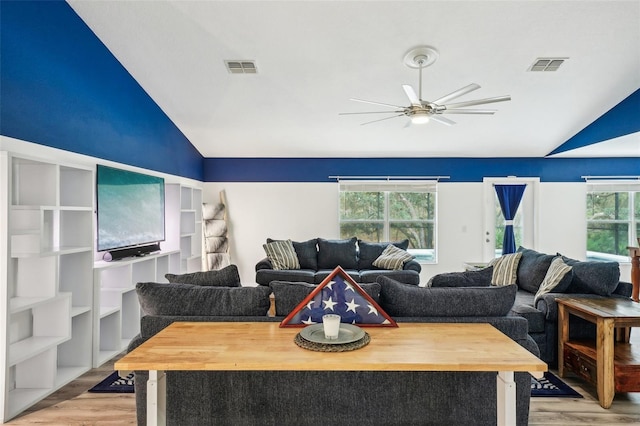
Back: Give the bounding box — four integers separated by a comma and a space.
225, 60, 257, 74
529, 58, 567, 72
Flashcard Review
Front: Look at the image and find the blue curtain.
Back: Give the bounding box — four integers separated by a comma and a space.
494, 184, 527, 254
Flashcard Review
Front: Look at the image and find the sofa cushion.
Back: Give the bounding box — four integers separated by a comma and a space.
255, 269, 316, 286
489, 252, 522, 286
267, 238, 318, 270
314, 269, 360, 284
427, 266, 493, 288
359, 269, 420, 286
561, 256, 620, 296
373, 244, 415, 270
137, 282, 271, 316
263, 239, 300, 270
533, 257, 573, 303
377, 276, 517, 317
515, 247, 555, 293
269, 281, 382, 316
165, 264, 241, 287
357, 239, 409, 270
317, 237, 358, 270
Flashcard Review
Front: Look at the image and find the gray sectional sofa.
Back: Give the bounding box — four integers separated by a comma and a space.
129, 267, 540, 426
428, 247, 633, 366
255, 237, 421, 286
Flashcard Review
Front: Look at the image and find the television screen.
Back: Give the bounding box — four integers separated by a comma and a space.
96, 165, 165, 252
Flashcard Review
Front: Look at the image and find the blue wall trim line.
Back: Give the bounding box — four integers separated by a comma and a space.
204, 157, 640, 183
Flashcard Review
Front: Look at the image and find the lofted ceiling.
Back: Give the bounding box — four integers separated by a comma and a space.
68, 0, 640, 159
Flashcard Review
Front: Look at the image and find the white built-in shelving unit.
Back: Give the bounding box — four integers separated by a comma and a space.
92, 251, 180, 367
0, 152, 94, 422
0, 147, 203, 422
178, 185, 203, 273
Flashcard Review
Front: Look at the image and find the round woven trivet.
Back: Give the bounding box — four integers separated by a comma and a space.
294, 331, 370, 352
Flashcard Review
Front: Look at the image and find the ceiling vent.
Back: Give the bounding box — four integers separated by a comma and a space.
529, 58, 567, 72
225, 60, 257, 74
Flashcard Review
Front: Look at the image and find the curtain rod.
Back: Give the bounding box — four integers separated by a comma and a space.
328, 175, 450, 181
582, 175, 640, 181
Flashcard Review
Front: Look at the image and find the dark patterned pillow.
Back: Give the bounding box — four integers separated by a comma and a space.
317, 237, 358, 270
561, 255, 620, 296
357, 239, 409, 270
137, 282, 271, 316
165, 264, 241, 287
516, 247, 555, 293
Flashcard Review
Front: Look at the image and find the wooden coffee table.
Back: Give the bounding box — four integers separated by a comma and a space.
557, 297, 640, 408
116, 322, 546, 426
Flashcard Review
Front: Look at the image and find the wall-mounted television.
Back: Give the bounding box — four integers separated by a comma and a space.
96, 165, 165, 255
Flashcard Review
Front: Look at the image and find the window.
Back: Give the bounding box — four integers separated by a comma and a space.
339, 181, 437, 263
586, 181, 639, 261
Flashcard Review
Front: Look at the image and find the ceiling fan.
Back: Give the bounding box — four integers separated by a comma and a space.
340, 46, 511, 126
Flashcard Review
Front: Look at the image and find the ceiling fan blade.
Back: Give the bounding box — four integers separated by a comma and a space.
429, 115, 456, 126
442, 109, 497, 115
431, 83, 481, 105
339, 110, 404, 115
360, 113, 406, 126
443, 95, 511, 109
350, 98, 406, 109
402, 85, 421, 106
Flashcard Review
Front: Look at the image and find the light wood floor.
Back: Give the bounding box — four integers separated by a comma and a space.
6, 339, 640, 425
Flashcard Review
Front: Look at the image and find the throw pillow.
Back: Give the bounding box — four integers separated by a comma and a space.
377, 276, 517, 317
427, 266, 493, 288
263, 239, 300, 270
165, 264, 241, 287
357, 239, 409, 270
534, 257, 573, 304
515, 247, 556, 293
560, 255, 620, 296
317, 237, 358, 270
136, 282, 271, 316
269, 281, 382, 316
489, 252, 522, 286
267, 238, 318, 270
372, 244, 415, 270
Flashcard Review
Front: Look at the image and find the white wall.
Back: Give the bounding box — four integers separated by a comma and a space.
204, 181, 632, 286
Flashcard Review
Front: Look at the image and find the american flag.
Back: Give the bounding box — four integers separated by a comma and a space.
284, 273, 396, 326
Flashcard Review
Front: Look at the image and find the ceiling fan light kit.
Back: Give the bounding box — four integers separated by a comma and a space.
341, 45, 511, 126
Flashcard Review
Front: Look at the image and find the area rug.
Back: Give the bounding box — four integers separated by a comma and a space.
89, 370, 581, 396
531, 372, 582, 397
88, 371, 134, 393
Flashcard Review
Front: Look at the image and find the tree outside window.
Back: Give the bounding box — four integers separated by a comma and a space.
339, 183, 436, 263
586, 190, 638, 260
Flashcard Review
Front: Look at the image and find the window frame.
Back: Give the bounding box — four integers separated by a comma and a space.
586, 180, 639, 262
338, 180, 438, 264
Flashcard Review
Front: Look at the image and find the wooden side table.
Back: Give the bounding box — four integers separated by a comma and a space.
628, 246, 640, 302
557, 297, 640, 408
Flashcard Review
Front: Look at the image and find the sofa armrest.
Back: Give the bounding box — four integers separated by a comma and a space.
403, 259, 422, 273
614, 281, 633, 297
255, 257, 273, 271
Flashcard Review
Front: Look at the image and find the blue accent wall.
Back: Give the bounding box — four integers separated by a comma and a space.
0, 0, 203, 180
1, 1, 637, 184
548, 89, 640, 156
204, 157, 640, 183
